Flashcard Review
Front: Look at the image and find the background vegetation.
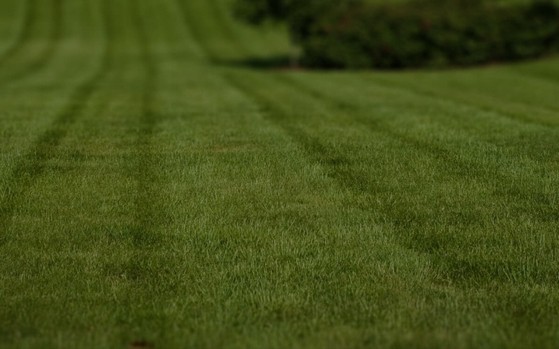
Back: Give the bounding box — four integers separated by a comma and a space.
235, 0, 559, 68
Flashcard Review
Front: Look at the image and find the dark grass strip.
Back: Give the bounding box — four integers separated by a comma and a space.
112, 3, 170, 343
367, 74, 559, 127
204, 0, 558, 165
186, 0, 559, 285
206, 0, 252, 59
276, 73, 558, 214
0, 0, 114, 243
281, 73, 559, 177
512, 64, 559, 85
174, 0, 251, 62
172, 0, 559, 288
175, 0, 432, 263
0, 0, 63, 85
0, 0, 34, 66
173, 0, 215, 61
189, 0, 372, 192
228, 71, 559, 285
174, 0, 457, 258
175, 0, 326, 234
126, 0, 163, 266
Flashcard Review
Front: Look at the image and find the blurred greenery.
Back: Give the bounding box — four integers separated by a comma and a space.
234, 0, 559, 68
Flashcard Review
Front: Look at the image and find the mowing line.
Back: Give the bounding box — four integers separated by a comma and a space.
0, 0, 34, 66
186, 0, 559, 284
200, 0, 556, 152
224, 58, 558, 212
225, 71, 559, 283
273, 73, 559, 211
131, 0, 160, 246
365, 74, 559, 127
124, 0, 164, 266
173, 0, 215, 61
109, 2, 172, 339
207, 0, 253, 59
512, 64, 559, 86
175, 0, 425, 234
0, 0, 64, 86
0, 0, 114, 240
174, 0, 331, 234
174, 0, 477, 203
179, 0, 371, 194
286, 73, 559, 172
161, 0, 557, 287
203, 0, 558, 163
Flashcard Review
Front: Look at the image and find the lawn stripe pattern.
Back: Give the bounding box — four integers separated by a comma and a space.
0, 0, 33, 64
0, 0, 114, 241
0, 0, 558, 348
0, 0, 63, 85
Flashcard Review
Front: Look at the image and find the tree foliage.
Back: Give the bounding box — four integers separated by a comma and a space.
234, 0, 559, 68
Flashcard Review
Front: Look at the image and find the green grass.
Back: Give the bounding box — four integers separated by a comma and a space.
0, 0, 558, 348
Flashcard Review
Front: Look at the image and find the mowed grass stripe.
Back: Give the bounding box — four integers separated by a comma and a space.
180, 0, 451, 290
128, 0, 161, 248
377, 76, 558, 126
192, 1, 559, 337
0, 0, 32, 63
514, 57, 559, 82
0, 0, 107, 188
174, 0, 245, 62
0, 0, 166, 344
164, 0, 553, 346
284, 73, 559, 194
204, 0, 558, 167
240, 71, 558, 283
184, 0, 558, 286
180, 0, 435, 257
224, 62, 557, 283
176, 0, 352, 197
283, 72, 557, 184
0, 6, 148, 346
0, 0, 114, 238
177, 0, 461, 333
156, 3, 448, 346
0, 0, 558, 347
175, 0, 363, 243
219, 41, 557, 280
0, 0, 63, 85
97, 0, 176, 343
370, 71, 559, 126
110, 2, 170, 327
287, 73, 559, 198
2, 0, 63, 83
0, 0, 40, 73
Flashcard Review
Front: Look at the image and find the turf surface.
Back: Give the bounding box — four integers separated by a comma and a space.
0, 0, 558, 348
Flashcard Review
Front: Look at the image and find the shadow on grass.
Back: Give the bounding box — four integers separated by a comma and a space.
214, 52, 559, 73
215, 55, 305, 71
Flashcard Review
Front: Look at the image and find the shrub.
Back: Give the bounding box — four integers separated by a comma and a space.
235, 0, 559, 69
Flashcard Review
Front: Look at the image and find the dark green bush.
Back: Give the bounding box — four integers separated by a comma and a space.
233, 0, 359, 42
235, 0, 559, 69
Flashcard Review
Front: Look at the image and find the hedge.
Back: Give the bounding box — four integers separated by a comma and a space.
236, 0, 559, 69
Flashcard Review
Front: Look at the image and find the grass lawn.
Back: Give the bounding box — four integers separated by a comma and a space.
0, 0, 558, 348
